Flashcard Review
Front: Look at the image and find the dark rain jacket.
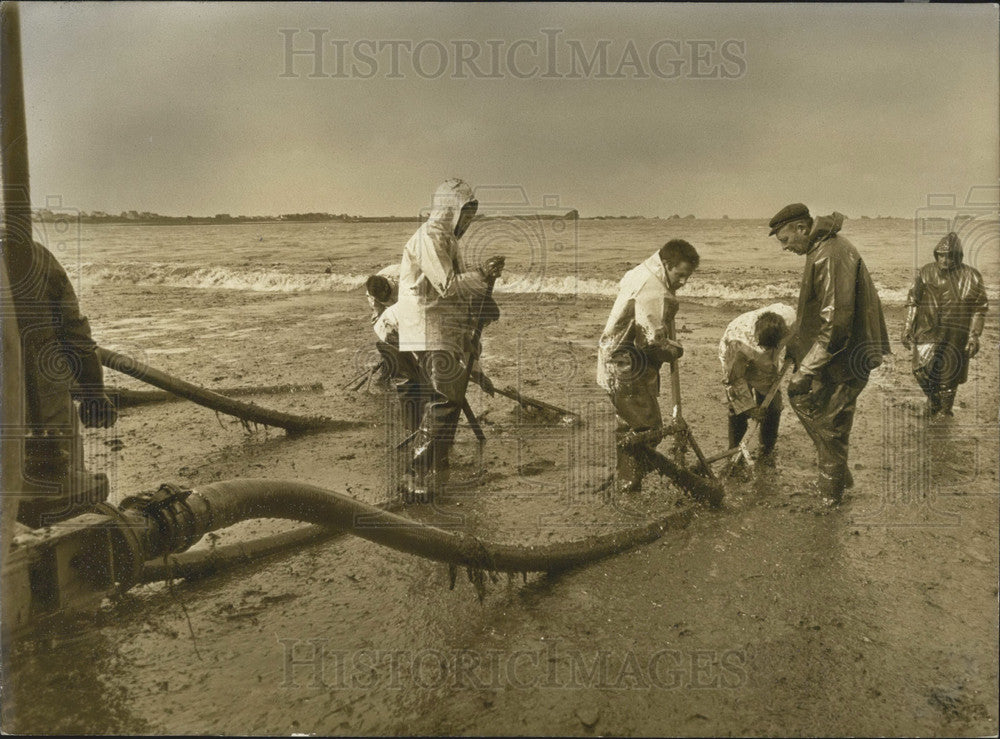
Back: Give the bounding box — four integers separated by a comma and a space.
906, 238, 988, 378
790, 213, 891, 384
11, 241, 103, 429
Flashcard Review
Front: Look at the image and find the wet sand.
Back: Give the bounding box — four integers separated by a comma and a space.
4, 286, 998, 736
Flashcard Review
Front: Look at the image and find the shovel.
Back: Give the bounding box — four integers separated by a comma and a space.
666, 318, 716, 480
492, 385, 580, 423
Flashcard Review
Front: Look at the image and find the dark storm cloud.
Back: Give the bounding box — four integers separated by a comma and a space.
19, 2, 998, 218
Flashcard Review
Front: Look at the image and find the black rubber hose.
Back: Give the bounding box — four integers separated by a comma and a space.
139, 524, 334, 583
108, 382, 324, 409
98, 347, 361, 434
142, 478, 694, 578
138, 498, 405, 583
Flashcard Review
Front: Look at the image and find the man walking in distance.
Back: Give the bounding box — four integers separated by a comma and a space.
597, 240, 694, 493
902, 232, 988, 417
768, 204, 890, 504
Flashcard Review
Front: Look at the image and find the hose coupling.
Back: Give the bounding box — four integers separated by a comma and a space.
120, 483, 202, 555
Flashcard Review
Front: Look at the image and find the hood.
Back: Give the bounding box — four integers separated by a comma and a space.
933, 232, 964, 267
808, 212, 845, 246
427, 178, 476, 235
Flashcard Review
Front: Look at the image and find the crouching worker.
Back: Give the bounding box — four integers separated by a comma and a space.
396, 178, 505, 501
365, 264, 399, 325
357, 264, 400, 392
902, 232, 988, 417
718, 304, 796, 469
374, 297, 497, 433
9, 240, 118, 527
597, 240, 698, 493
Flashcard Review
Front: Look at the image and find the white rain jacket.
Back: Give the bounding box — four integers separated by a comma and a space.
397, 179, 487, 353
718, 303, 796, 414
367, 263, 400, 324
597, 251, 679, 391
374, 302, 399, 344
375, 300, 486, 378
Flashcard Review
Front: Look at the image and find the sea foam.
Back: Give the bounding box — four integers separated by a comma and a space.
71, 261, 994, 305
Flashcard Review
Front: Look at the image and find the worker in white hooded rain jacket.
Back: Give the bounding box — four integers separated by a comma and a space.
396, 178, 504, 499
597, 239, 698, 493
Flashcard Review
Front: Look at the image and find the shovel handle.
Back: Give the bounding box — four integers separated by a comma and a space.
665, 317, 716, 479
706, 356, 795, 466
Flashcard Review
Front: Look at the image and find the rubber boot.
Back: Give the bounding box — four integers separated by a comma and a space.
406, 432, 452, 504
367, 363, 393, 395
817, 470, 845, 505
615, 445, 643, 493
18, 440, 110, 529
927, 392, 942, 417
938, 388, 956, 416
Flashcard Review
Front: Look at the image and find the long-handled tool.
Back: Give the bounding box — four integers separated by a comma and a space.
493, 385, 579, 422
343, 361, 385, 392
395, 264, 503, 451
666, 318, 716, 480
461, 399, 487, 445
704, 356, 794, 469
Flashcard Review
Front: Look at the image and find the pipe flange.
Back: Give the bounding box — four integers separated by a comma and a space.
120, 483, 200, 554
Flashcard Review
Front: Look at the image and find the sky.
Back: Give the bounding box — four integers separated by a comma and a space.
15, 2, 1000, 219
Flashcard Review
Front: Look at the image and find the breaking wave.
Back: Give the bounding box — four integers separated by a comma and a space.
74, 262, 368, 293
72, 262, 992, 305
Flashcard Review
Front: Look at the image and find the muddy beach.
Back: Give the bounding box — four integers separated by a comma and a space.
3, 287, 998, 736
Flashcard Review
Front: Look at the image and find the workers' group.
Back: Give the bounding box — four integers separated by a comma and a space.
5, 180, 986, 528
366, 184, 989, 506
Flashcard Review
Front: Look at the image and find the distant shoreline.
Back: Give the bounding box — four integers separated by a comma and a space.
30, 213, 912, 226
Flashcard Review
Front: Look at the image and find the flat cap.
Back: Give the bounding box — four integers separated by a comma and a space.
768, 203, 810, 235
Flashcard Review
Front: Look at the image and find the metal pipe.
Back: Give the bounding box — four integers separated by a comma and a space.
1, 2, 32, 255
1, 3, 32, 634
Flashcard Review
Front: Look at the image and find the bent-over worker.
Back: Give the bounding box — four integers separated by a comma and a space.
718, 303, 796, 468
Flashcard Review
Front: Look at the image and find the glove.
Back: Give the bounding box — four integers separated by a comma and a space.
787, 372, 813, 398
747, 406, 766, 422
966, 334, 980, 358
901, 330, 913, 351
78, 394, 118, 428
478, 255, 505, 281
647, 340, 684, 364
